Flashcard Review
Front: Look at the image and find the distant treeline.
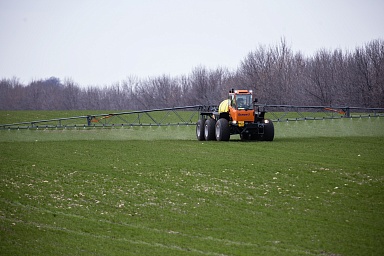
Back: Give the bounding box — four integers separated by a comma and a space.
1, 39, 383, 110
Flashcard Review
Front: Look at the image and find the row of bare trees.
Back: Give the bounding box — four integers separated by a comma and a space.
1, 39, 383, 110
237, 39, 384, 107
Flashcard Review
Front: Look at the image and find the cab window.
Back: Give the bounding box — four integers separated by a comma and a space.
235, 95, 252, 109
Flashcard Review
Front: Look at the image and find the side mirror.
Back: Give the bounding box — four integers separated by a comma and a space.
253, 98, 258, 103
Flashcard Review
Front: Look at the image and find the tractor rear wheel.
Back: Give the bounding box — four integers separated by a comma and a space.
196, 119, 206, 141
259, 119, 274, 141
204, 119, 216, 141
215, 118, 230, 141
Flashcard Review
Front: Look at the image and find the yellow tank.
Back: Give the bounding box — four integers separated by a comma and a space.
218, 99, 230, 113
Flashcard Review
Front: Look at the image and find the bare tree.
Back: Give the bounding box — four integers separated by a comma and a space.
185, 66, 229, 105
364, 39, 384, 106
238, 39, 295, 104
62, 79, 80, 110
0, 77, 26, 110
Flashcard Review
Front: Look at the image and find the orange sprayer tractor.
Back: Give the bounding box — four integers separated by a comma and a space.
196, 89, 274, 141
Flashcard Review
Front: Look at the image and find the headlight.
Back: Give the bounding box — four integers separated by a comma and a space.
264, 119, 270, 124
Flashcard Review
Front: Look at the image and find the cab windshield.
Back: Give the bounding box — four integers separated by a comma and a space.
235, 94, 252, 109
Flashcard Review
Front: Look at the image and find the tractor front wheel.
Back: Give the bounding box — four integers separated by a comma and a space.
196, 119, 206, 141
259, 119, 274, 141
215, 118, 230, 141
204, 119, 216, 141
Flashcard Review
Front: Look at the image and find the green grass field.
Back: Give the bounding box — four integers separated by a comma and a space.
1, 112, 383, 255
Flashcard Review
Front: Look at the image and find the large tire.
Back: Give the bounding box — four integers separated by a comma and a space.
196, 119, 206, 141
204, 119, 216, 141
259, 119, 274, 141
215, 118, 230, 141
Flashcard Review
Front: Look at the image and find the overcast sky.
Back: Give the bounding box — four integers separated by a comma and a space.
1, 0, 383, 87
